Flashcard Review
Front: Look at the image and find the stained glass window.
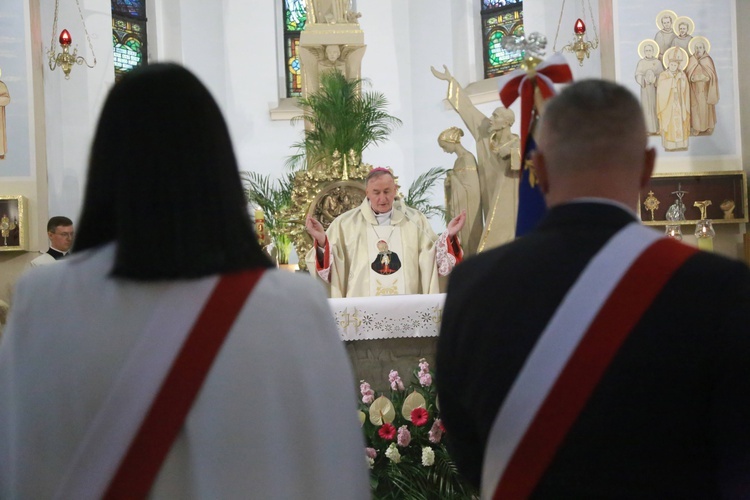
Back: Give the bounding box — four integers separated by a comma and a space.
283, 0, 307, 97
481, 1, 524, 79
112, 0, 147, 83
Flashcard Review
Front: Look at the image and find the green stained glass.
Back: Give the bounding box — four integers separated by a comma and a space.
482, 1, 524, 79
285, 0, 307, 31
283, 0, 307, 97
112, 14, 146, 82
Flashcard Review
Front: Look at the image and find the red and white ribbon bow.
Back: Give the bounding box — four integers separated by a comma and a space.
496, 53, 573, 159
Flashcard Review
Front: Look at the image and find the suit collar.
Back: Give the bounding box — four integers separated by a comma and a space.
536, 201, 639, 233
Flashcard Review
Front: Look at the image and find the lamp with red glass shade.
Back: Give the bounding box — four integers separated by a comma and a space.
553, 0, 600, 66
46, 0, 97, 79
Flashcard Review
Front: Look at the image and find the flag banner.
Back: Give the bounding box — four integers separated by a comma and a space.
515, 133, 546, 236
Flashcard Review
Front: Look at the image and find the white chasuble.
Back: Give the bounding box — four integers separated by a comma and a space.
306, 198, 445, 298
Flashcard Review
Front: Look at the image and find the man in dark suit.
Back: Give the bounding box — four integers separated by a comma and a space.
437, 79, 750, 498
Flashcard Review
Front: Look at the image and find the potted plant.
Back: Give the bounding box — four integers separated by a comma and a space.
241, 171, 295, 266
287, 70, 402, 172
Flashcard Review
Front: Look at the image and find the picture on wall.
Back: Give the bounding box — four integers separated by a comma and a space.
617, 0, 737, 157
0, 195, 27, 251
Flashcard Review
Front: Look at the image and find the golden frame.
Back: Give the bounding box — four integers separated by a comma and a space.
639, 171, 748, 225
0, 195, 28, 251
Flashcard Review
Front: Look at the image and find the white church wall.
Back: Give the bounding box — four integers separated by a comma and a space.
12, 0, 750, 259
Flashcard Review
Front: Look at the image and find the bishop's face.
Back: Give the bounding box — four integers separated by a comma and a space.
366, 174, 398, 214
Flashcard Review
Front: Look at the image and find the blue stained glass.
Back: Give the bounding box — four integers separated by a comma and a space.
482, 0, 520, 10
112, 0, 145, 18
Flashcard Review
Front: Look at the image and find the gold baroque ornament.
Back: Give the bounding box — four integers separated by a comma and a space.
277, 151, 372, 271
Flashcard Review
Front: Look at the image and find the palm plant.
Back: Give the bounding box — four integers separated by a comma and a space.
287, 70, 402, 171
241, 171, 296, 264
403, 167, 449, 223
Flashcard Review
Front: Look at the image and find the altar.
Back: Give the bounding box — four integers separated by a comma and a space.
328, 294, 445, 392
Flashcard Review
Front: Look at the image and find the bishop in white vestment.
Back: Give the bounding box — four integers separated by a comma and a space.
305, 169, 465, 298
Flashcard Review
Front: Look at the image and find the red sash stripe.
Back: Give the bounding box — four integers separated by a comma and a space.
494, 239, 697, 499
103, 268, 265, 500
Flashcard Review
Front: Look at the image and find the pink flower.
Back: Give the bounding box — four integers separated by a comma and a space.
365, 447, 377, 459
419, 358, 430, 373
428, 419, 444, 444
411, 407, 429, 427
388, 370, 405, 391
379, 423, 397, 440
397, 425, 411, 447
360, 380, 375, 404
418, 358, 432, 387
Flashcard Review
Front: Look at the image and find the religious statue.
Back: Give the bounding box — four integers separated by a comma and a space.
0, 68, 10, 159
304, 0, 360, 24
670, 17, 694, 52
693, 200, 712, 220
439, 127, 482, 256
686, 36, 719, 136
653, 10, 677, 57
666, 184, 688, 221
431, 65, 521, 252
300, 44, 367, 96
635, 40, 663, 135
657, 47, 690, 151
720, 199, 735, 219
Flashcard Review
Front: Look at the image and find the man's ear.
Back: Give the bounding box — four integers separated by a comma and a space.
531, 150, 549, 195
640, 147, 656, 189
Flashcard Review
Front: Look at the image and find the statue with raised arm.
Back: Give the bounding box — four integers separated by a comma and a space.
431, 65, 520, 252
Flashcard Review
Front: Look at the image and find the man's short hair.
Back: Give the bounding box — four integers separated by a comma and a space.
47, 216, 73, 233
539, 79, 647, 170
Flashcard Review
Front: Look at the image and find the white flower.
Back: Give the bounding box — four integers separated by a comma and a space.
421, 446, 435, 467
385, 442, 402, 464
366, 456, 375, 469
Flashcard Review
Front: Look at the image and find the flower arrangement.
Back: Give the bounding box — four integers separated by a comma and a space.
358, 359, 477, 499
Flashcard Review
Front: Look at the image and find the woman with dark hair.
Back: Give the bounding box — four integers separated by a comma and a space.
0, 64, 369, 498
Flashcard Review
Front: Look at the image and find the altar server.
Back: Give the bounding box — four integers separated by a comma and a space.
437, 79, 750, 498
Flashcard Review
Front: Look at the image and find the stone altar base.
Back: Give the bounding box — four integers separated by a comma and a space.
345, 337, 437, 394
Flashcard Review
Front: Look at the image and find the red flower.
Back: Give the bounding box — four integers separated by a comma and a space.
378, 423, 397, 440
411, 407, 429, 426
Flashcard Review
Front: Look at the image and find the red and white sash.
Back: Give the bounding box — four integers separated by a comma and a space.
481, 223, 697, 499
55, 269, 265, 500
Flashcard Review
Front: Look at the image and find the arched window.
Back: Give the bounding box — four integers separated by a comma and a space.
283, 0, 307, 97
481, 0, 524, 79
112, 0, 148, 83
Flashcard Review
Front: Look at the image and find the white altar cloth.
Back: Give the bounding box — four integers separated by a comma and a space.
328, 293, 446, 341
